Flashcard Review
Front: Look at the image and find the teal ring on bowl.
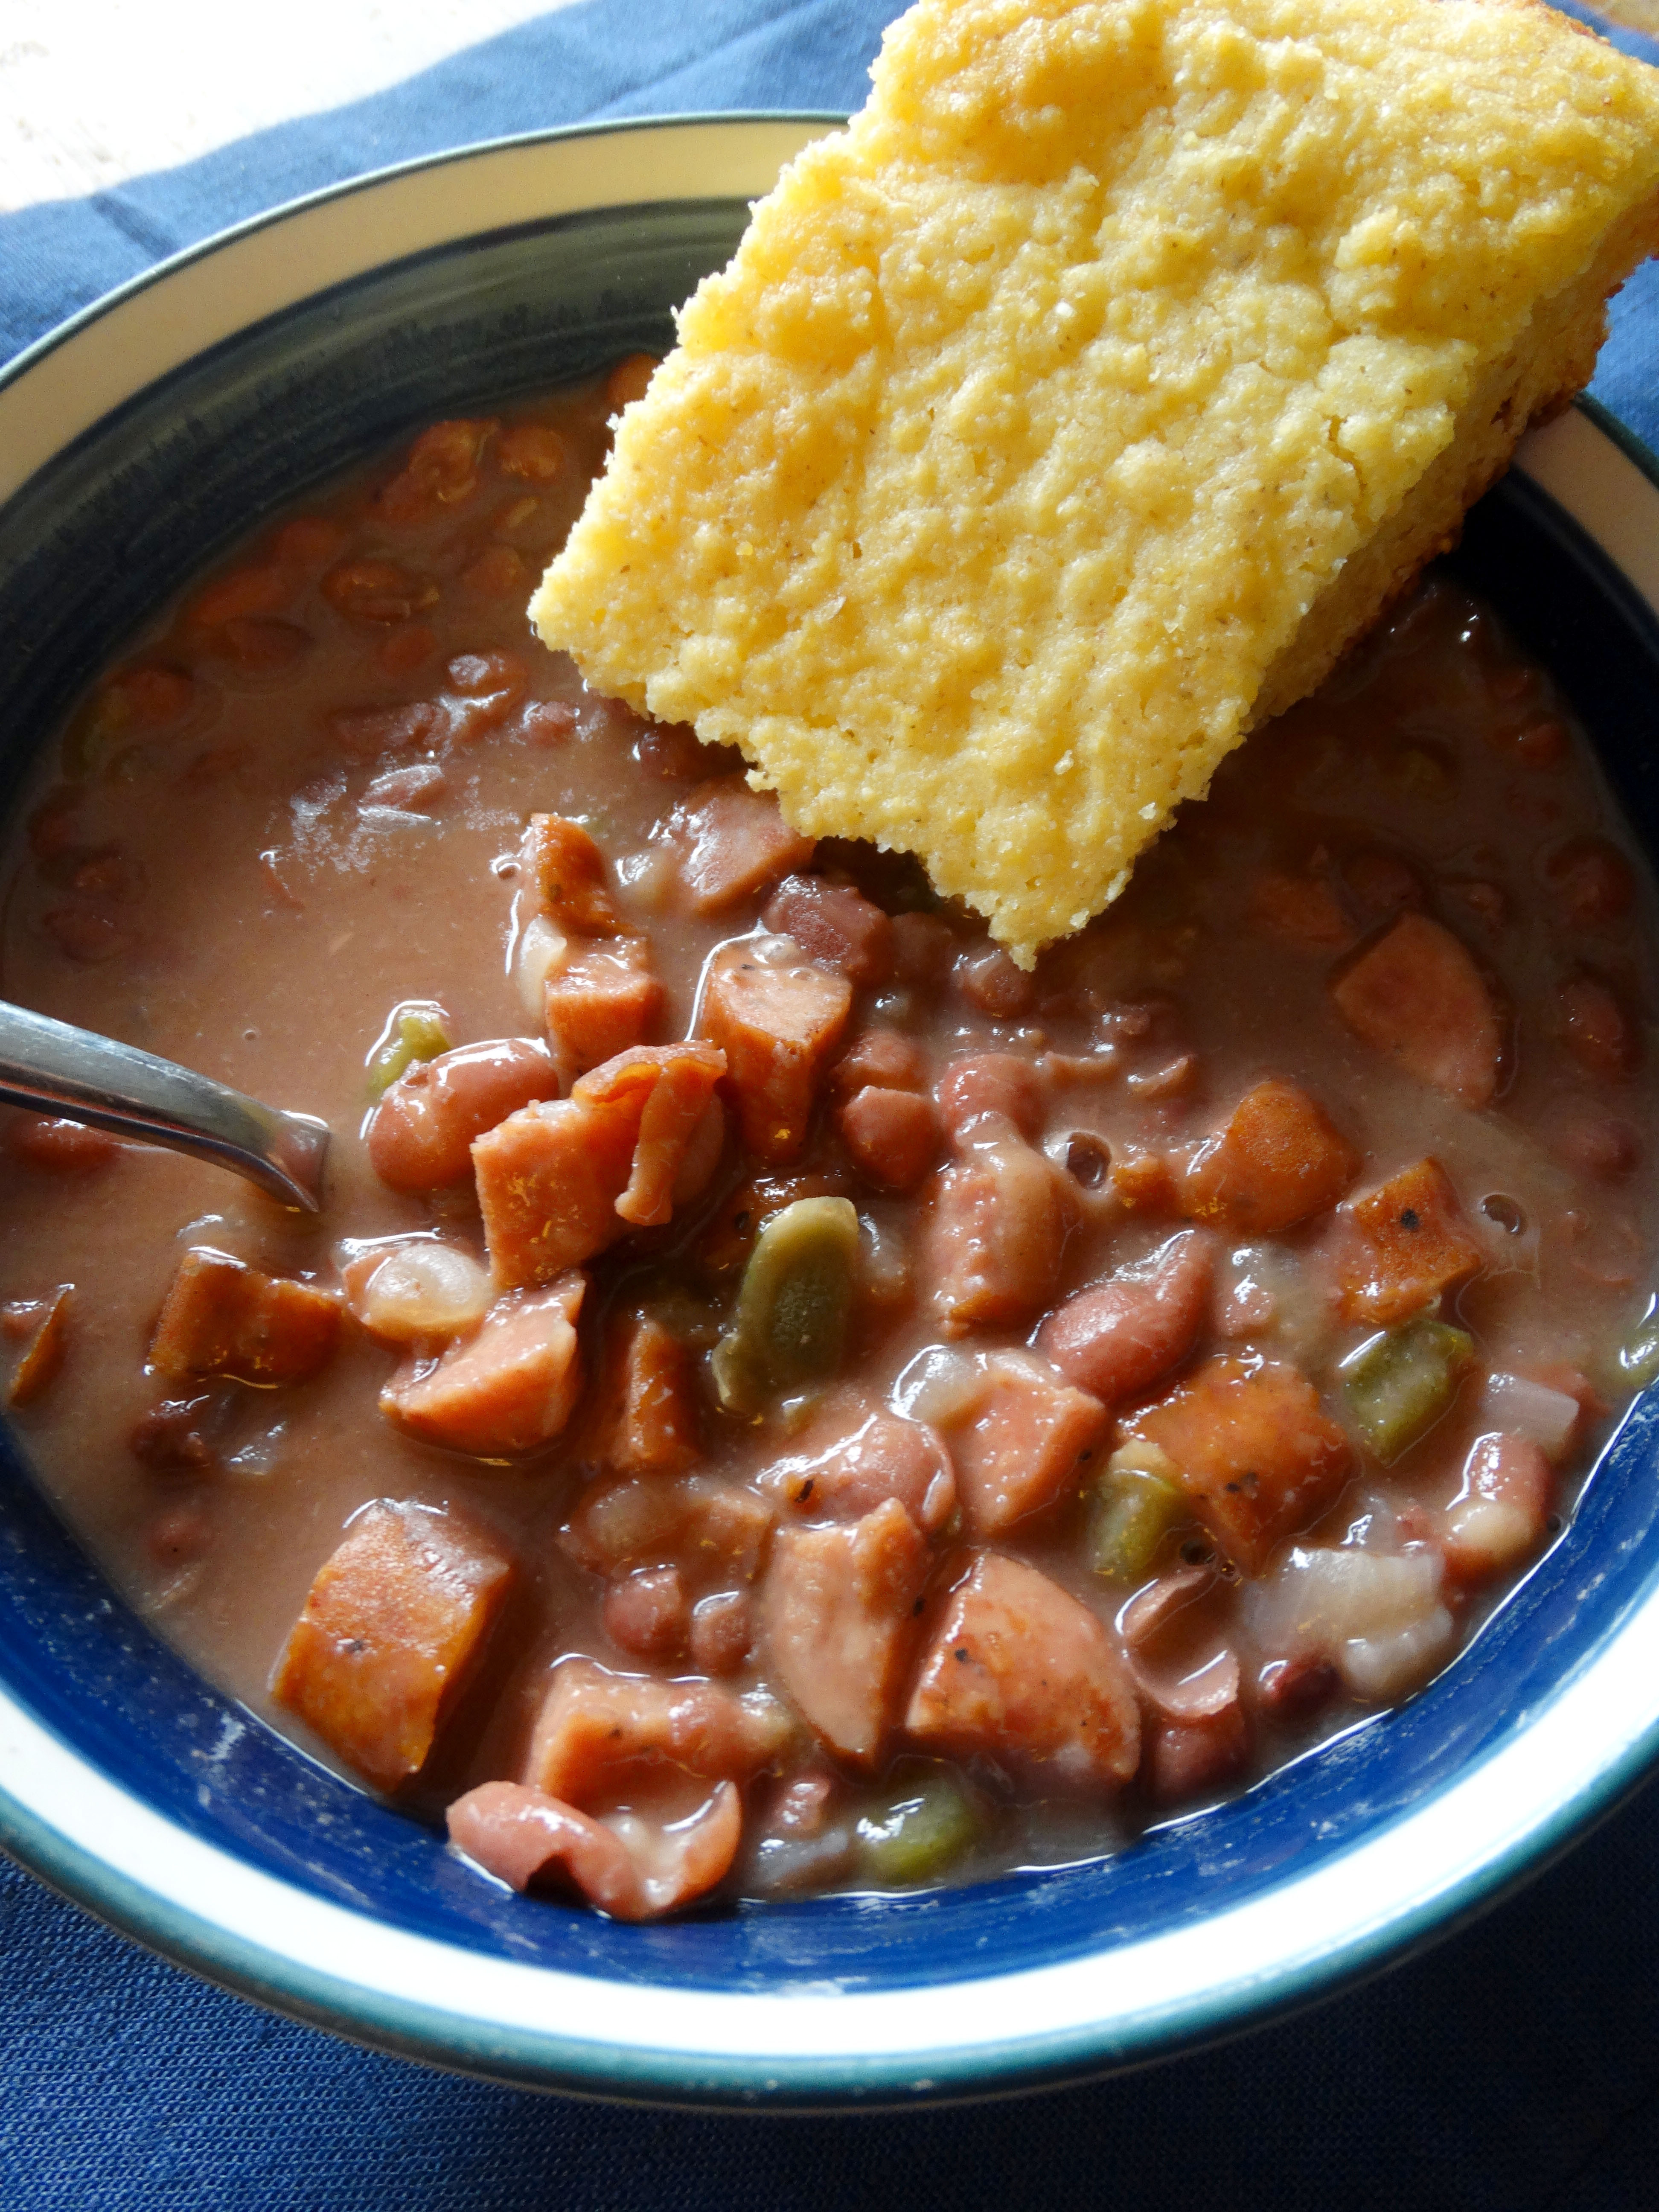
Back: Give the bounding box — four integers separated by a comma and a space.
3, 116, 1659, 2108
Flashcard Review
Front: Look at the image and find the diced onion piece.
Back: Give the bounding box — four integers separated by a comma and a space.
1479, 1372, 1579, 1460
858, 1210, 911, 1305
1269, 1545, 1453, 1702
355, 1243, 492, 1343
891, 1344, 987, 1425
515, 912, 568, 1024
1340, 1607, 1455, 1701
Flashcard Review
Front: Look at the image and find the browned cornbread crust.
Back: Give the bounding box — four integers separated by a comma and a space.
533, 0, 1659, 961
1250, 190, 1659, 731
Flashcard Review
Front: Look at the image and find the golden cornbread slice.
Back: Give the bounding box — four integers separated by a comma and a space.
533, 0, 1659, 963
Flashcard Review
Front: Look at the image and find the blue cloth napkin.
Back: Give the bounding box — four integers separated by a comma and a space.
4, 5, 1659, 2205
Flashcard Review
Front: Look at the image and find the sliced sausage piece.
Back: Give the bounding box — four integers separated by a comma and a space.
928, 1135, 1075, 1336
148, 1248, 340, 1387
560, 1472, 774, 1590
381, 1274, 585, 1458
1111, 1149, 1180, 1217
5, 1115, 122, 1173
937, 1356, 1109, 1536
701, 941, 851, 1165
1332, 1156, 1485, 1325
271, 1499, 513, 1787
544, 940, 664, 1085
5, 1285, 72, 1408
1126, 1355, 1352, 1575
369, 1037, 559, 1192
583, 1044, 728, 1228
592, 1313, 701, 1476
1247, 871, 1353, 951
764, 1498, 929, 1767
762, 875, 894, 987
758, 1404, 956, 1535
474, 1042, 725, 1287
839, 1085, 940, 1191
523, 1656, 791, 1801
905, 1553, 1140, 1790
473, 1095, 634, 1287
524, 812, 623, 935
447, 1778, 740, 1919
1331, 912, 1502, 1109
1037, 1230, 1214, 1405
674, 781, 816, 911
1182, 1081, 1359, 1235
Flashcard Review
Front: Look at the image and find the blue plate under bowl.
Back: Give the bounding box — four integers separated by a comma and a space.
2, 116, 1659, 2107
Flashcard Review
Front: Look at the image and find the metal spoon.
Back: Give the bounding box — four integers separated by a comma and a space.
0, 1000, 329, 1213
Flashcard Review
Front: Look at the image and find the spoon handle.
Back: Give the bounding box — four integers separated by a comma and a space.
0, 1000, 329, 1213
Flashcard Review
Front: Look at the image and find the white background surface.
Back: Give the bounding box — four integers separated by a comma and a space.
0, 0, 574, 212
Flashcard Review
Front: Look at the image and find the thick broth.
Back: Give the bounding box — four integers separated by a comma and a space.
3, 375, 1657, 1910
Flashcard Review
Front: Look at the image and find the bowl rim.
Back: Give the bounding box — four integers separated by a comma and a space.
4, 113, 1659, 2110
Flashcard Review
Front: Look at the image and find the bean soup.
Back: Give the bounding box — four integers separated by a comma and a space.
3, 367, 1657, 1919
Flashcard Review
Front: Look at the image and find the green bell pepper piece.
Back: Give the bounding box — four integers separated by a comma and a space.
856, 1775, 978, 1886
1341, 1314, 1474, 1462
1086, 1446, 1187, 1582
366, 1001, 451, 1097
711, 1196, 860, 1416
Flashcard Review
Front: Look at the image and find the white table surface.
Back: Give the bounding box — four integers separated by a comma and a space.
0, 0, 573, 214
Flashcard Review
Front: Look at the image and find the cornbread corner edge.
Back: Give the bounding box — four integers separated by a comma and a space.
531, 0, 1659, 965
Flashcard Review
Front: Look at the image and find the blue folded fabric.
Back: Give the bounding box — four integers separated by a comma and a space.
3, 6, 1659, 2207
2, 0, 1655, 454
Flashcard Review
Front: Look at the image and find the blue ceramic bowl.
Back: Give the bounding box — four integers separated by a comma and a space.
3, 117, 1659, 2108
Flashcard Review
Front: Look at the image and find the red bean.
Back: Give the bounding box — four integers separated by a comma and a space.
522, 700, 579, 745
1559, 975, 1638, 1080
689, 1591, 753, 1676
890, 911, 955, 986
1549, 1114, 1641, 1182
839, 1085, 940, 1191
634, 721, 710, 779
953, 943, 1037, 1019
323, 560, 438, 624
497, 423, 568, 482
604, 1566, 690, 1659
41, 907, 129, 963
1513, 719, 1568, 768
934, 1054, 1047, 1144
763, 876, 894, 988
1037, 1230, 1214, 1405
368, 1038, 561, 1191
830, 1028, 928, 1097
146, 1507, 211, 1569
1545, 836, 1636, 931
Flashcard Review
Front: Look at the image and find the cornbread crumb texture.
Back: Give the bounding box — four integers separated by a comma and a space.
533, 0, 1659, 962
